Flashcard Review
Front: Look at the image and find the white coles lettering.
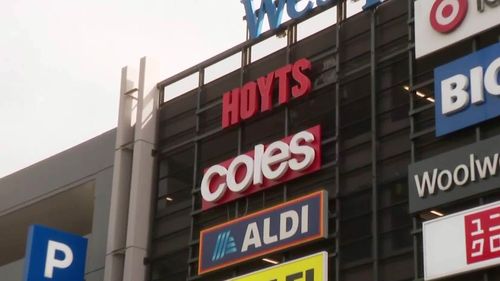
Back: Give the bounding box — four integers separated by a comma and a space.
201, 129, 316, 203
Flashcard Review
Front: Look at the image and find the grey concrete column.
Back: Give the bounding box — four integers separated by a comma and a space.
122, 57, 159, 281
104, 65, 138, 281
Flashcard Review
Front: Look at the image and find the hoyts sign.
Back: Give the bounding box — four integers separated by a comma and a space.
414, 0, 500, 58
198, 191, 327, 274
222, 58, 311, 129
201, 125, 321, 210
423, 201, 500, 280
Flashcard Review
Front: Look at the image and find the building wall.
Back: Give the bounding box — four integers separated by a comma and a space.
0, 129, 116, 281
150, 0, 500, 280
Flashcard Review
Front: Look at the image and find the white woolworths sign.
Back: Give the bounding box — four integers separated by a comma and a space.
423, 201, 500, 280
408, 135, 500, 213
414, 0, 500, 58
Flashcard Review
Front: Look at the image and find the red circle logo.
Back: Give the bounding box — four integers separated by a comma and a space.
429, 0, 468, 33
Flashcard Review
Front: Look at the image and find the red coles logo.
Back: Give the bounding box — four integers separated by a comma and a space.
200, 125, 321, 211
222, 58, 312, 129
430, 0, 468, 33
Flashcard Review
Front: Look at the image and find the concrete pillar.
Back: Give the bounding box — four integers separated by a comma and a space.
104, 57, 158, 281
104, 65, 137, 281
122, 57, 159, 281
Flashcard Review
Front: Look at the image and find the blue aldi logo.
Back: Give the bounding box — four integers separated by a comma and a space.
198, 190, 327, 275
23, 225, 88, 281
435, 42, 500, 136
212, 230, 237, 261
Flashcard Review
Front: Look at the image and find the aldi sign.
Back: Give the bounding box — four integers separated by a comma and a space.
423, 201, 500, 280
201, 125, 321, 211
198, 191, 327, 274
414, 0, 500, 58
226, 251, 328, 281
434, 43, 500, 136
23, 225, 88, 281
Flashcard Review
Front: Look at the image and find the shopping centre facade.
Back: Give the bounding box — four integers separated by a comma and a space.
1, 0, 500, 280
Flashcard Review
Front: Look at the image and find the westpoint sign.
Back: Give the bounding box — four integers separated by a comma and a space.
242, 0, 336, 39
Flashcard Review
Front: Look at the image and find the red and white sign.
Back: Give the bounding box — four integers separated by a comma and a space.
201, 125, 321, 211
415, 0, 500, 58
464, 205, 500, 264
222, 58, 312, 128
429, 0, 468, 33
423, 201, 500, 280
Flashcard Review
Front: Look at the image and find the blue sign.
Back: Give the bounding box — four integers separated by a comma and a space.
23, 225, 88, 281
198, 190, 327, 274
242, 0, 335, 39
435, 42, 500, 136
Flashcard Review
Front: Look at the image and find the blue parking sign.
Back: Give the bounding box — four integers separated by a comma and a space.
23, 225, 88, 281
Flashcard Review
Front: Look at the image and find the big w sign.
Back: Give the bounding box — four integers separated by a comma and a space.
242, 0, 336, 39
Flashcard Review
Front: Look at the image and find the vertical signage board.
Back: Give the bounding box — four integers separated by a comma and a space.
226, 251, 328, 281
423, 201, 500, 280
23, 225, 88, 281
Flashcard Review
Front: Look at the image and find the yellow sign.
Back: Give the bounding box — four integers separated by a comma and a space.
227, 252, 327, 281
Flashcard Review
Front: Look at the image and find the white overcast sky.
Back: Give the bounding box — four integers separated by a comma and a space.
0, 0, 365, 178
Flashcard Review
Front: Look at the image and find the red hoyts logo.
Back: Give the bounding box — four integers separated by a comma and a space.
222, 58, 312, 129
201, 125, 321, 211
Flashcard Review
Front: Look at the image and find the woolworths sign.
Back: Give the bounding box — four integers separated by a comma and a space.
409, 135, 500, 213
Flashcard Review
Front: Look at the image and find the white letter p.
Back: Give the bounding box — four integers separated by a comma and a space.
44, 240, 74, 278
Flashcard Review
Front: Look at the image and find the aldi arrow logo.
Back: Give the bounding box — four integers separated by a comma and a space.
212, 230, 237, 261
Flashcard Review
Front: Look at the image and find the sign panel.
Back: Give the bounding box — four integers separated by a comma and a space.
23, 225, 88, 281
434, 42, 500, 136
201, 125, 321, 211
199, 191, 327, 274
414, 0, 500, 58
222, 58, 312, 128
409, 135, 500, 213
242, 0, 335, 39
226, 251, 328, 281
423, 201, 500, 280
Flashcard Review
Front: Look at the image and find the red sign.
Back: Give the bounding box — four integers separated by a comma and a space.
429, 0, 468, 33
222, 58, 312, 128
201, 125, 321, 211
464, 205, 500, 264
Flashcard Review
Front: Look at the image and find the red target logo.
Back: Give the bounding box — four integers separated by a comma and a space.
430, 0, 468, 33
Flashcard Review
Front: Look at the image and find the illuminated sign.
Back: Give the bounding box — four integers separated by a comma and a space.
201, 125, 321, 211
414, 0, 500, 58
423, 201, 500, 280
408, 135, 500, 213
199, 191, 327, 274
222, 58, 312, 128
434, 42, 500, 136
242, 0, 334, 39
226, 251, 328, 281
23, 225, 88, 281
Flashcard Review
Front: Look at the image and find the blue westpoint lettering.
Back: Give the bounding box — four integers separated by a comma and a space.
242, 0, 334, 39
